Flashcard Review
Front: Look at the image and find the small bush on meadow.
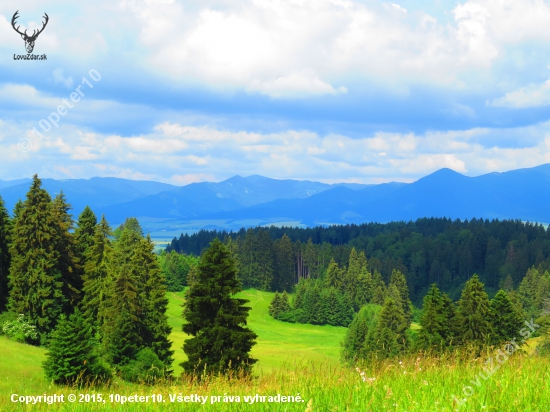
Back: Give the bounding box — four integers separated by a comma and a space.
2, 314, 38, 344
0, 311, 17, 335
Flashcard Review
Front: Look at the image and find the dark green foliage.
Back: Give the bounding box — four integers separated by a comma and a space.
489, 290, 524, 345
119, 348, 166, 384
52, 192, 81, 312
389, 269, 413, 327
417, 284, 454, 351
113, 217, 143, 241
8, 175, 65, 344
518, 267, 550, 318
273, 234, 294, 292
182, 238, 257, 376
341, 304, 381, 363
268, 292, 283, 318
303, 238, 319, 278
324, 259, 344, 289
280, 291, 291, 312
158, 250, 199, 292
238, 228, 274, 291
455, 274, 492, 347
43, 308, 109, 385
103, 265, 142, 366
81, 215, 113, 336
168, 218, 550, 304
102, 228, 143, 366
280, 279, 353, 327
0, 196, 10, 312
343, 248, 367, 305
370, 270, 387, 305
137, 235, 174, 370
367, 297, 409, 359
74, 206, 98, 263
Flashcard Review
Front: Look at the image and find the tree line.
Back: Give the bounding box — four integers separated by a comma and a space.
268, 248, 410, 327
0, 175, 256, 383
167, 219, 550, 303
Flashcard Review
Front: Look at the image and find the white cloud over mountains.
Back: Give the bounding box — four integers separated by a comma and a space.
3, 112, 550, 184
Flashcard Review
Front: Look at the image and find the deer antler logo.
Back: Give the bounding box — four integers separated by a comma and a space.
11, 11, 49, 54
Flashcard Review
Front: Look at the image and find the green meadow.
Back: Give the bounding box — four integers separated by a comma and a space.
1, 290, 550, 411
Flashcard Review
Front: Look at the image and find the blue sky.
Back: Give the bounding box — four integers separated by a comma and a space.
2, 0, 550, 185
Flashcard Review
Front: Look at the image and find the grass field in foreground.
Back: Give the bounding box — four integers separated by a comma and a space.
1, 289, 549, 411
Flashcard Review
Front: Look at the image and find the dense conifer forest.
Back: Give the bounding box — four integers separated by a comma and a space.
167, 219, 550, 302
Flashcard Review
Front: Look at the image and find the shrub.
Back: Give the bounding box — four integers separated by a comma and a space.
119, 348, 166, 383
0, 311, 17, 335
43, 309, 110, 385
2, 314, 38, 344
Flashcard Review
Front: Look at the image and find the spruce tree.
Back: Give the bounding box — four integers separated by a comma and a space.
182, 238, 257, 376
43, 308, 107, 384
489, 290, 524, 345
102, 228, 143, 366
343, 248, 363, 303
256, 229, 274, 291
370, 270, 387, 305
274, 234, 294, 292
0, 196, 10, 312
52, 192, 80, 312
136, 235, 174, 370
239, 228, 261, 288
455, 274, 492, 348
342, 308, 370, 362
81, 215, 113, 336
324, 259, 344, 290
417, 284, 448, 351
8, 175, 65, 343
342, 304, 381, 362
268, 292, 283, 318
368, 297, 409, 359
303, 238, 319, 278
389, 269, 413, 326
74, 206, 98, 264
280, 290, 291, 313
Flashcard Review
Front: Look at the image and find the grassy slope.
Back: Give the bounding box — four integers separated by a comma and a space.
2, 291, 549, 411
166, 289, 347, 375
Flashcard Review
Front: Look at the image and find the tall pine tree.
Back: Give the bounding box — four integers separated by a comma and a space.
489, 290, 524, 346
8, 175, 65, 343
135, 235, 174, 370
182, 238, 257, 376
81, 215, 113, 336
274, 234, 294, 292
101, 228, 143, 366
52, 192, 80, 312
74, 206, 98, 265
389, 269, 413, 327
417, 284, 452, 351
455, 274, 492, 348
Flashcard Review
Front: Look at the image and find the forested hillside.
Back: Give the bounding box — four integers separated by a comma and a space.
167, 218, 550, 302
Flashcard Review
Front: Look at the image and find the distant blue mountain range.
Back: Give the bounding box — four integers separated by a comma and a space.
2, 164, 550, 231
